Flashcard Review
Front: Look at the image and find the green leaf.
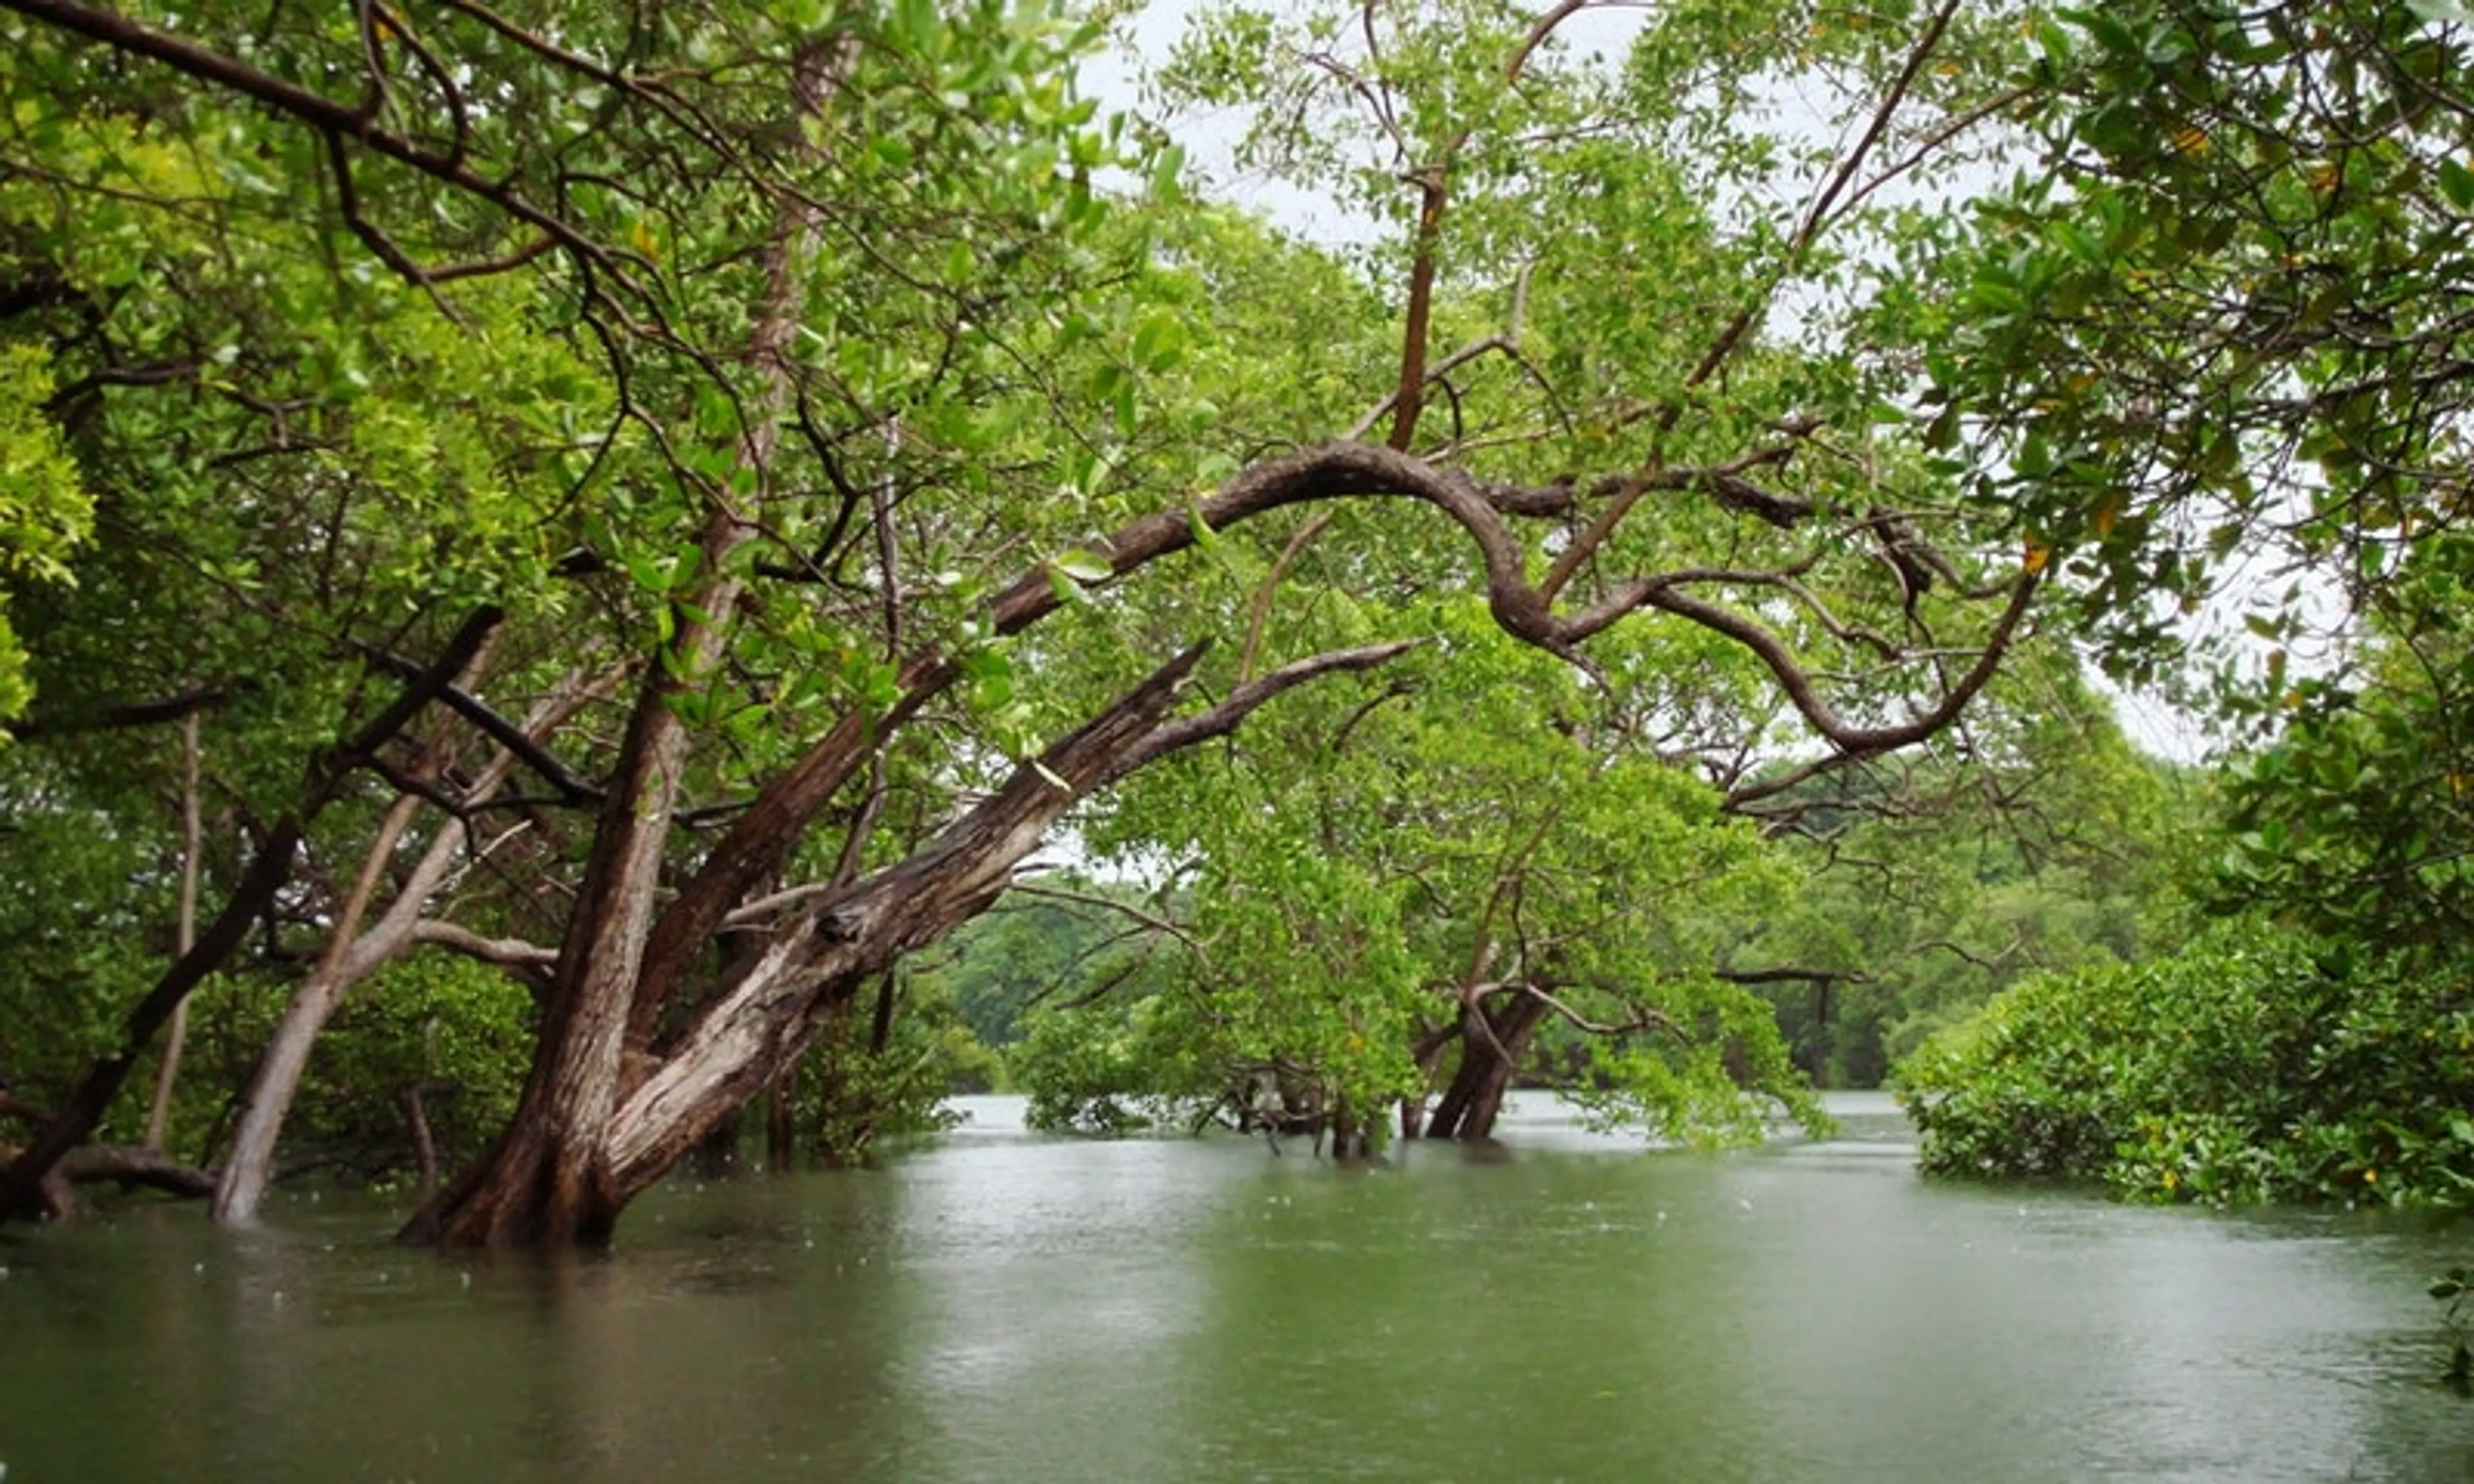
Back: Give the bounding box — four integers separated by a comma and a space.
1051, 548, 1113, 584
2439, 157, 2474, 213
1187, 502, 1223, 553
897, 0, 940, 55
1148, 142, 1187, 204
1132, 312, 1186, 371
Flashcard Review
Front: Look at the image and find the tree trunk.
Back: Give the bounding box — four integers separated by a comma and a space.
1, 605, 503, 1226
142, 710, 203, 1152
1327, 1098, 1372, 1160
401, 1081, 444, 1200
1400, 1018, 1458, 1139
212, 794, 422, 1221
211, 668, 587, 1223
0, 815, 302, 1222
1423, 991, 1547, 1141
403, 643, 1215, 1246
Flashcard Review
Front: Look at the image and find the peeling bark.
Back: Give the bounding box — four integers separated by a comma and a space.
406, 641, 1214, 1245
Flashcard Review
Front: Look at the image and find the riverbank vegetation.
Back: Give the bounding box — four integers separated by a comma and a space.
1, 0, 2470, 1244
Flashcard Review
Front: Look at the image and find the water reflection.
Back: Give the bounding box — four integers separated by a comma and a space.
2, 1094, 2470, 1483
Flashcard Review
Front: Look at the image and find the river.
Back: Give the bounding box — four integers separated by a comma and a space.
2, 1092, 2469, 1481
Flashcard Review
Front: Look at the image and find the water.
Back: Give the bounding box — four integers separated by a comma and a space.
3, 1093, 2471, 1482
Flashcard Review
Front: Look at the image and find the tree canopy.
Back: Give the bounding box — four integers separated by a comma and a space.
19, 0, 2466, 1242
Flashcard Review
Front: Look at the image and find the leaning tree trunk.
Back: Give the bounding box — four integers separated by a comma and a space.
141, 710, 204, 1152
211, 794, 422, 1222
0, 607, 503, 1225
397, 629, 1406, 1246
1423, 990, 1548, 1141
405, 643, 1218, 1245
211, 676, 590, 1223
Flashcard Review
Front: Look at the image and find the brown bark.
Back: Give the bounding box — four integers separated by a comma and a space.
1423, 991, 1548, 1141
405, 642, 1214, 1246
403, 40, 847, 1248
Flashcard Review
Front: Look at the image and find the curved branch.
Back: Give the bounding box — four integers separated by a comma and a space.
1006, 881, 1213, 965
1010, 442, 2031, 757
1106, 638, 1428, 782
410, 920, 560, 971
1643, 566, 2040, 763
647, 441, 2023, 1029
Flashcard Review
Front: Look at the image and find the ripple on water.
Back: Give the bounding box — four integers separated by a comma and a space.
5, 1095, 2473, 1483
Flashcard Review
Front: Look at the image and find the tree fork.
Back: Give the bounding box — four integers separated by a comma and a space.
1424, 991, 1548, 1141
406, 643, 1216, 1246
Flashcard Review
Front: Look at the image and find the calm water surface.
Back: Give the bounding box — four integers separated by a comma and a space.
3, 1093, 2471, 1482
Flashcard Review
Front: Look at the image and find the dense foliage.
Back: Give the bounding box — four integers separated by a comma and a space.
0, 0, 2071, 1243
1899, 926, 2474, 1208
1, 0, 2466, 1254
1881, 0, 2474, 1255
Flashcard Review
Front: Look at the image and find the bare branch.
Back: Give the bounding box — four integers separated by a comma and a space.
9, 685, 235, 739
1714, 964, 1869, 987
1006, 879, 1213, 963
1107, 639, 1428, 781
359, 647, 604, 803
410, 919, 561, 971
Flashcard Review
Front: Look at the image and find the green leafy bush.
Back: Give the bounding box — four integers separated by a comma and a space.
1896, 924, 2474, 1208
1012, 1000, 1182, 1136
784, 976, 978, 1166
209, 953, 536, 1190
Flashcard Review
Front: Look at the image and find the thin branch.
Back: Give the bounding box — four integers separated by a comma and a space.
1791, 0, 1966, 251
323, 127, 462, 320
1007, 880, 1213, 963
410, 919, 560, 969
10, 685, 234, 738
1106, 639, 1428, 781
1538, 0, 1966, 602
359, 647, 602, 802
4, 0, 651, 308
1714, 964, 1868, 987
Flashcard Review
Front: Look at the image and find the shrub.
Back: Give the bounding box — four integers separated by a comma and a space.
1895, 924, 2474, 1208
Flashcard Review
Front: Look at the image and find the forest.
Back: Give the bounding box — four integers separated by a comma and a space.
1, 0, 2471, 1249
